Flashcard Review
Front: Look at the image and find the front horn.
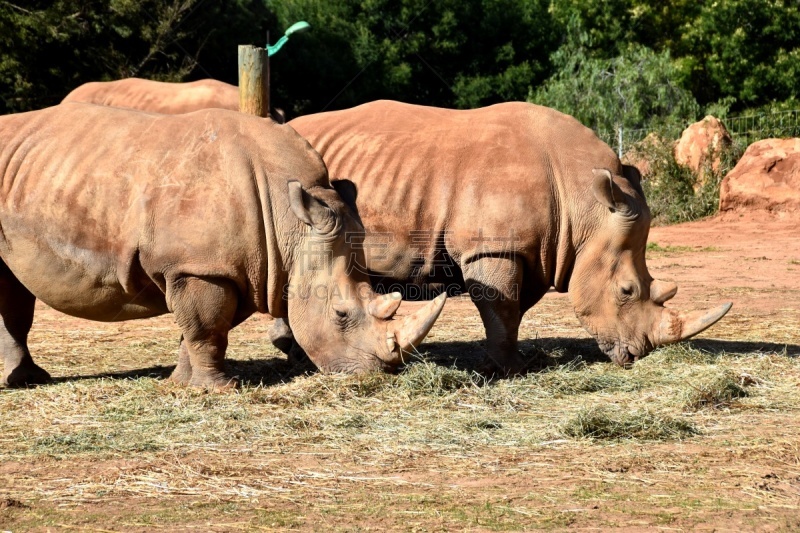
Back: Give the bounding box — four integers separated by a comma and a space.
382, 293, 447, 365
654, 303, 733, 345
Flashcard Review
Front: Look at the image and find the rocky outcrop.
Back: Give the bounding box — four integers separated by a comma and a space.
719, 138, 800, 213
621, 133, 668, 180
674, 116, 732, 188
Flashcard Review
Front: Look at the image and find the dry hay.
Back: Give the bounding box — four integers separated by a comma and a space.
1, 295, 799, 529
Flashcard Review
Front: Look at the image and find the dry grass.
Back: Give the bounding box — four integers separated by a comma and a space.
560, 406, 697, 440
1, 299, 799, 530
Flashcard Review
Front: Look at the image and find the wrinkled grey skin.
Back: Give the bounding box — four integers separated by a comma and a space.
0, 103, 444, 388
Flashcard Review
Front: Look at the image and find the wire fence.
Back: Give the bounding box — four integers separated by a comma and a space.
722, 109, 800, 146
596, 109, 800, 157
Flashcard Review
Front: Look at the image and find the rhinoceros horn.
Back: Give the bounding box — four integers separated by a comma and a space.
650, 280, 678, 304
653, 302, 733, 346
379, 292, 447, 365
368, 292, 403, 319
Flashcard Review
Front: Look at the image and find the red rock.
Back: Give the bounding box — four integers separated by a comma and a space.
719, 138, 800, 213
674, 116, 732, 186
621, 133, 668, 180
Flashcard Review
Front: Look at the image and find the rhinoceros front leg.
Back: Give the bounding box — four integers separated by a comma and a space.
463, 256, 526, 375
0, 261, 51, 387
171, 312, 253, 386
168, 276, 239, 389
169, 337, 193, 385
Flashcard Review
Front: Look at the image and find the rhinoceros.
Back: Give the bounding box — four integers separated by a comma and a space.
279, 100, 731, 372
0, 102, 445, 388
62, 78, 239, 114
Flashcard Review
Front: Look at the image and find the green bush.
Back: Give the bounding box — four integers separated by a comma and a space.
529, 18, 699, 133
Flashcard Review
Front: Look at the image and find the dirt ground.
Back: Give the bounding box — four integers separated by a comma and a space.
1, 211, 800, 531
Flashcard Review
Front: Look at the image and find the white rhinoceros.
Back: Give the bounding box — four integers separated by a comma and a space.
280, 100, 731, 372
0, 103, 445, 388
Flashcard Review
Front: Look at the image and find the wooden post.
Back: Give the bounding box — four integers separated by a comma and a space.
238, 45, 269, 117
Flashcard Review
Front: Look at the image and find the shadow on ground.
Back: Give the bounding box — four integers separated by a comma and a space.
423, 337, 800, 374
51, 356, 313, 388
45, 338, 798, 387
688, 339, 800, 358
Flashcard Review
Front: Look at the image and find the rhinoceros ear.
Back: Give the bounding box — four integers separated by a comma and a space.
288, 181, 338, 234
592, 168, 632, 215
622, 164, 646, 198
622, 164, 642, 185
331, 179, 358, 213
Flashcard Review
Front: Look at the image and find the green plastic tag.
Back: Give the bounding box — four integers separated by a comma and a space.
266, 21, 310, 56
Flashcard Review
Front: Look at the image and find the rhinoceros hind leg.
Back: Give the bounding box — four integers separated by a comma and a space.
0, 262, 51, 387
169, 276, 239, 390
464, 257, 526, 376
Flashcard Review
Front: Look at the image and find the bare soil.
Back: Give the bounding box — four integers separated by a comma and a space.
1, 212, 799, 531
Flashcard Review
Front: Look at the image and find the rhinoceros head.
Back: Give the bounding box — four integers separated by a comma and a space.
569, 167, 731, 366
284, 182, 446, 372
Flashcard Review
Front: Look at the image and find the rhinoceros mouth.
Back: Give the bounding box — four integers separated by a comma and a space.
319, 346, 395, 374
596, 339, 650, 367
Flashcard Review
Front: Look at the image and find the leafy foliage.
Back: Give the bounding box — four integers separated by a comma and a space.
268, 0, 557, 115
679, 0, 800, 109
529, 23, 699, 133
0, 0, 272, 113
1, 0, 797, 118
548, 0, 702, 58
628, 132, 744, 225
547, 0, 800, 111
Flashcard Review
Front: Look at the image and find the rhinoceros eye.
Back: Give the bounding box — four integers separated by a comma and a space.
332, 301, 364, 327
618, 282, 638, 301
332, 304, 352, 325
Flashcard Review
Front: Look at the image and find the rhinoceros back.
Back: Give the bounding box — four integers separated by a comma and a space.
62, 78, 239, 114
289, 100, 619, 290
0, 103, 325, 320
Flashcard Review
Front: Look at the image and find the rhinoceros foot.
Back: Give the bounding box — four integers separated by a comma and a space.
271, 319, 316, 372
286, 342, 313, 368
478, 350, 529, 378
2, 361, 52, 388
166, 339, 239, 390
271, 336, 294, 356
167, 367, 238, 391
188, 369, 239, 391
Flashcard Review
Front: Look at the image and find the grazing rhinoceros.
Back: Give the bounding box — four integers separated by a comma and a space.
0, 102, 445, 388
279, 100, 731, 372
62, 78, 239, 115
